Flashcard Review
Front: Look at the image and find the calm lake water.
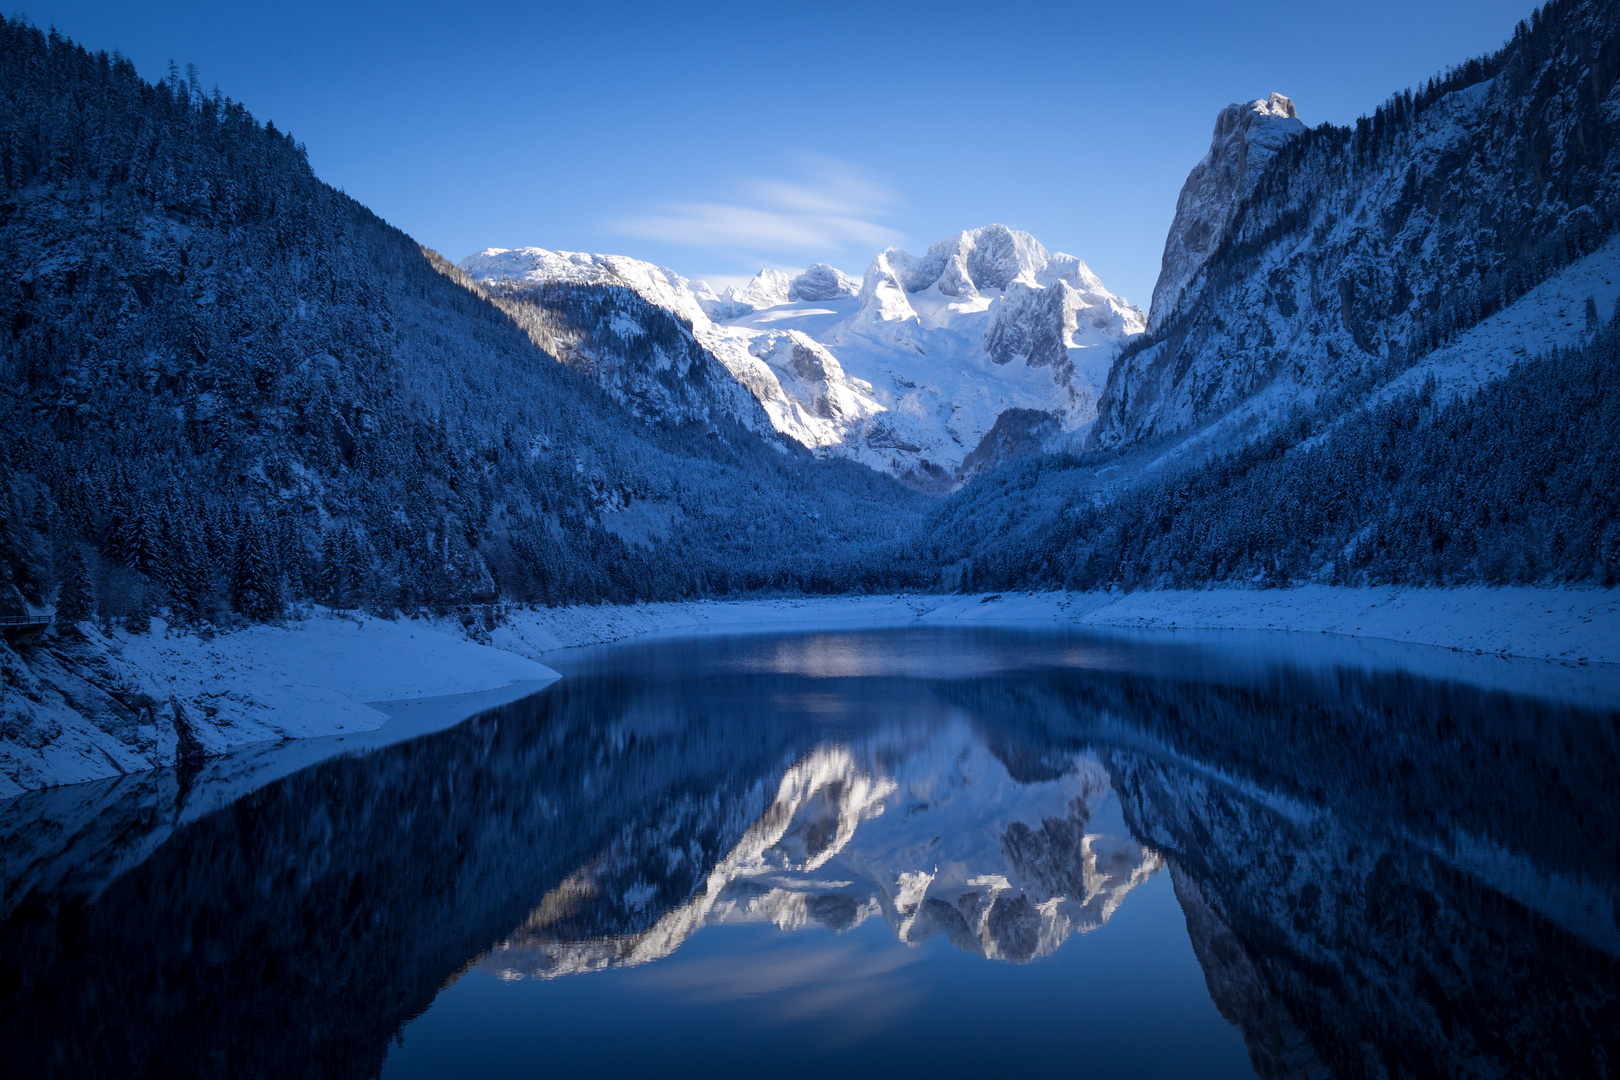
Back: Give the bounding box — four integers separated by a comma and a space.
4, 627, 1618, 1079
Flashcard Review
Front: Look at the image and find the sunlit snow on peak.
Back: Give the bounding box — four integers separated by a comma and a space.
460, 225, 1143, 488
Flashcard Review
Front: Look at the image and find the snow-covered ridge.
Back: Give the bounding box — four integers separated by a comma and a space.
461, 246, 886, 460
460, 225, 1144, 487
1104, 6, 1620, 450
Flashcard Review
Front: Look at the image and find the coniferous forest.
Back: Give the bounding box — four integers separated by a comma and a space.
930, 327, 1620, 592
0, 19, 932, 631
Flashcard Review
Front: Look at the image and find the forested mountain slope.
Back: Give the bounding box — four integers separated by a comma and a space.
0, 18, 928, 636
925, 0, 1620, 593
1097, 0, 1620, 449
930, 257, 1620, 591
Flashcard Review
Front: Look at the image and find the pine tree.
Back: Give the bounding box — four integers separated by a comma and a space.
55, 548, 93, 626
230, 517, 281, 622
319, 526, 366, 610
111, 496, 162, 573
163, 516, 212, 620
125, 593, 154, 634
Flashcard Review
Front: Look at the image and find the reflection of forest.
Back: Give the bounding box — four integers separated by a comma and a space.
3, 632, 1617, 1079
951, 664, 1620, 1079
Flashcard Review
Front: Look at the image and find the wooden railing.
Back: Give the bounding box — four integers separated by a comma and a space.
0, 615, 53, 635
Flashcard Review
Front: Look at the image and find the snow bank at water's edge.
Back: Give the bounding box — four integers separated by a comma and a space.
495, 585, 1620, 664
0, 614, 559, 799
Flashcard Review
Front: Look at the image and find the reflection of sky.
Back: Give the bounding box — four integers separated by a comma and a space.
629, 933, 925, 1043
386, 871, 1256, 1080
552, 625, 1620, 710
728, 630, 1138, 680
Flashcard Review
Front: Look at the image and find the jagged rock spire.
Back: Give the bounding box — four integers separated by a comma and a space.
1148, 93, 1305, 332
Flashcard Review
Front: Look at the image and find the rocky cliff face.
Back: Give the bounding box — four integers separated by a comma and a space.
1147, 93, 1306, 333
1099, 0, 1620, 450
787, 262, 861, 302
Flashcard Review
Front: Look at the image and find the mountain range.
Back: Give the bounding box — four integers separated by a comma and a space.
461, 224, 1143, 488
2, 0, 1619, 786
455, 0, 1620, 505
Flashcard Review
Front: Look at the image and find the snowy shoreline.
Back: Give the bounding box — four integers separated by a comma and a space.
495, 585, 1620, 664
2, 584, 1617, 800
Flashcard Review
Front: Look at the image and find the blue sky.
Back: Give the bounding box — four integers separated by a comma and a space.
25, 0, 1533, 308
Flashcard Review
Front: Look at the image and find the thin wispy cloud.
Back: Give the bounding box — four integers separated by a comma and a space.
612, 156, 901, 260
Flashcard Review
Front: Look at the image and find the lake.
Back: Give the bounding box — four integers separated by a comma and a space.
3, 626, 1618, 1079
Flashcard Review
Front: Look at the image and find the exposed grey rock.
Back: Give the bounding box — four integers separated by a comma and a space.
1148, 93, 1305, 333
956, 408, 1062, 483
787, 262, 860, 301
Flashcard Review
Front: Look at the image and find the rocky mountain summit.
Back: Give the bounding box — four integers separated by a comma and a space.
1098, 1, 1620, 450
1147, 93, 1306, 333
704, 262, 863, 316
462, 224, 1144, 488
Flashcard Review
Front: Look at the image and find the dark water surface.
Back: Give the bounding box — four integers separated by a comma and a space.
3, 627, 1619, 1079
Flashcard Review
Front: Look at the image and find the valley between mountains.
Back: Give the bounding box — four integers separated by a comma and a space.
3, 0, 1619, 793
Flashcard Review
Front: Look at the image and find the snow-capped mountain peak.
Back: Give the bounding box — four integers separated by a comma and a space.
788, 262, 861, 302
708, 263, 863, 318
460, 246, 719, 326
898, 224, 1053, 295
459, 224, 1143, 487
722, 267, 793, 311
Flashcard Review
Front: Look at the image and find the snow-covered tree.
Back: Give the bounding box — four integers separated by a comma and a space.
55, 548, 93, 626
229, 518, 281, 622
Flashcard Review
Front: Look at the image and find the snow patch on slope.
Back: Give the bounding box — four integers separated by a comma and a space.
1375, 232, 1620, 405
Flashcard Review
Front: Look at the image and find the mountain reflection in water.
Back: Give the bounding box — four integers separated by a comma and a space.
481, 733, 1158, 980
2, 627, 1618, 1080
